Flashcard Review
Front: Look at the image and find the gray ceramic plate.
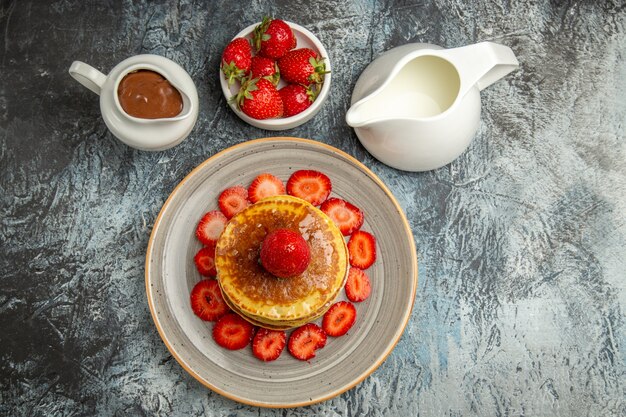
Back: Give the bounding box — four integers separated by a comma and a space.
145, 137, 417, 408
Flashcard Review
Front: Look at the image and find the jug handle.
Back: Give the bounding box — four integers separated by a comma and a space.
69, 61, 107, 95
445, 42, 519, 94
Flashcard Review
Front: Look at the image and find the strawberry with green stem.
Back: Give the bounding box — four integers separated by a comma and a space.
250, 56, 280, 86
233, 77, 283, 120
253, 16, 296, 59
279, 83, 319, 117
278, 48, 328, 86
221, 37, 252, 86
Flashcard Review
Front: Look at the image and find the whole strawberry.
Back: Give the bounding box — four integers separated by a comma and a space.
279, 84, 318, 117
277, 48, 328, 85
253, 16, 296, 59
250, 56, 280, 86
221, 37, 252, 86
260, 228, 310, 278
234, 77, 283, 120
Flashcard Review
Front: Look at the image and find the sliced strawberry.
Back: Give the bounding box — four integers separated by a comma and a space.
218, 186, 249, 219
286, 170, 332, 206
322, 301, 357, 337
345, 267, 371, 302
190, 279, 229, 321
212, 313, 254, 350
252, 328, 286, 361
320, 197, 364, 236
347, 230, 377, 269
248, 173, 286, 203
194, 245, 217, 277
196, 210, 227, 246
288, 323, 327, 361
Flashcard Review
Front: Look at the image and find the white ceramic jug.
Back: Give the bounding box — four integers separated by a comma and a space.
346, 42, 518, 171
69, 54, 199, 151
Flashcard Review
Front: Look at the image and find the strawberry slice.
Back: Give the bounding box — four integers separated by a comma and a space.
252, 328, 286, 361
345, 267, 371, 302
286, 170, 332, 206
347, 230, 377, 269
288, 323, 327, 361
218, 186, 249, 219
322, 301, 357, 337
196, 210, 227, 246
194, 245, 217, 277
248, 173, 286, 203
189, 279, 229, 321
212, 313, 254, 350
320, 197, 364, 236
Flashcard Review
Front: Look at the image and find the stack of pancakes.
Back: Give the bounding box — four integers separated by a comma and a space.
215, 195, 348, 330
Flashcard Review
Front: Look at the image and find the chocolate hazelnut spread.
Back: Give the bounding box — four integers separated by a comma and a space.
117, 70, 183, 119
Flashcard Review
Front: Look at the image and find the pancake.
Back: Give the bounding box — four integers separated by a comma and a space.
215, 195, 348, 330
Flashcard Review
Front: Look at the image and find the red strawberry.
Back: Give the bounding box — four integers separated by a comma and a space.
345, 267, 371, 302
221, 37, 252, 86
235, 77, 283, 120
286, 170, 332, 206
260, 229, 310, 278
279, 84, 318, 117
288, 323, 327, 361
218, 186, 249, 219
277, 48, 328, 86
213, 313, 254, 350
248, 173, 286, 203
190, 279, 229, 321
250, 56, 280, 86
253, 16, 296, 59
320, 197, 364, 236
196, 210, 227, 246
194, 245, 217, 277
347, 230, 377, 269
252, 328, 286, 361
322, 301, 357, 337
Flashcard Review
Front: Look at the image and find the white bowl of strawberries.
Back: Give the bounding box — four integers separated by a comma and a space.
219, 17, 331, 130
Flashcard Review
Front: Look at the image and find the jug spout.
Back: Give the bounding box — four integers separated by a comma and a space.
167, 87, 194, 121
346, 99, 373, 128
441, 42, 518, 96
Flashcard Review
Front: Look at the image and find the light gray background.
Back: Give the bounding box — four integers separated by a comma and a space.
1, 1, 624, 416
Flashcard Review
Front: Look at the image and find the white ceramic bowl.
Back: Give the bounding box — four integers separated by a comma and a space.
219, 21, 332, 130
69, 55, 199, 151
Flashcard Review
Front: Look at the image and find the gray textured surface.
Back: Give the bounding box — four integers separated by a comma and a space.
1, 0, 625, 416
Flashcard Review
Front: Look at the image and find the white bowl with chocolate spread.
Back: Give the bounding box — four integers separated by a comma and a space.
69, 54, 199, 151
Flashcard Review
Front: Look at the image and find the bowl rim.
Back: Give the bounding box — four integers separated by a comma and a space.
219, 21, 332, 129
